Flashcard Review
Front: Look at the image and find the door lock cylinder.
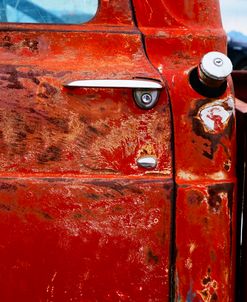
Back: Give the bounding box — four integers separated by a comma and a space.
134, 89, 160, 110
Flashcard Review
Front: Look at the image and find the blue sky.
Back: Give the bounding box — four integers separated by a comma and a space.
220, 0, 247, 34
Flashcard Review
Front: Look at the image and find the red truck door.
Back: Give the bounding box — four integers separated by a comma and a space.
0, 1, 174, 301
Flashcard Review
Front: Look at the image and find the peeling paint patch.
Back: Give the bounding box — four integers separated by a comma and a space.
189, 242, 197, 254
197, 98, 234, 134
191, 97, 234, 161
200, 105, 230, 133
185, 257, 193, 270
177, 170, 199, 181
197, 269, 219, 302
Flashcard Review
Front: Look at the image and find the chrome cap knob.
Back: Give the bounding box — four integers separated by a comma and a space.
199, 51, 233, 87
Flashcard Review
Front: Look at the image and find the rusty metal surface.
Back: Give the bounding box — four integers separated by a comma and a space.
133, 0, 237, 301
0, 27, 170, 176
0, 0, 237, 301
175, 183, 236, 301
0, 0, 175, 301
0, 67, 170, 175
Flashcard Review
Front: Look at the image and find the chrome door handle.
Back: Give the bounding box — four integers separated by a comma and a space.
63, 79, 162, 89
63, 79, 163, 110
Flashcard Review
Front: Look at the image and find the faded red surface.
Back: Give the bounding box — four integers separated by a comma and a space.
0, 0, 236, 301
0, 178, 172, 301
133, 0, 236, 301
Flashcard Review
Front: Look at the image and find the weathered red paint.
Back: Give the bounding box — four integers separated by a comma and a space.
0, 0, 236, 301
0, 178, 173, 301
0, 1, 173, 301
133, 0, 236, 301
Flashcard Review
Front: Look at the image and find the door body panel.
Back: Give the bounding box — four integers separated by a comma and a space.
0, 0, 237, 301
0, 61, 170, 176
0, 0, 174, 301
133, 0, 237, 301
0, 178, 172, 301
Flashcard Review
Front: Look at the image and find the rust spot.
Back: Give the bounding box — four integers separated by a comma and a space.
73, 213, 84, 219
187, 190, 204, 205
0, 36, 39, 53
210, 293, 218, 301
0, 203, 12, 211
212, 281, 217, 289
199, 269, 219, 302
37, 211, 53, 220
16, 131, 27, 142
37, 83, 57, 99
155, 122, 165, 133
42, 178, 70, 184
73, 209, 93, 220
6, 68, 24, 90
104, 193, 114, 198
138, 144, 156, 157
163, 183, 172, 191
201, 289, 209, 298
224, 160, 231, 171
147, 249, 159, 264
0, 36, 14, 50
85, 94, 97, 100
129, 186, 143, 194
208, 183, 234, 213
92, 181, 125, 196
202, 276, 211, 285
47, 117, 69, 133
84, 193, 100, 201
87, 125, 101, 135
208, 191, 222, 212
0, 183, 17, 192
22, 39, 39, 52
0, 200, 53, 220
210, 250, 217, 262
24, 124, 36, 134
79, 116, 91, 124
190, 99, 234, 160
30, 75, 40, 85
112, 205, 124, 212
38, 146, 61, 163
